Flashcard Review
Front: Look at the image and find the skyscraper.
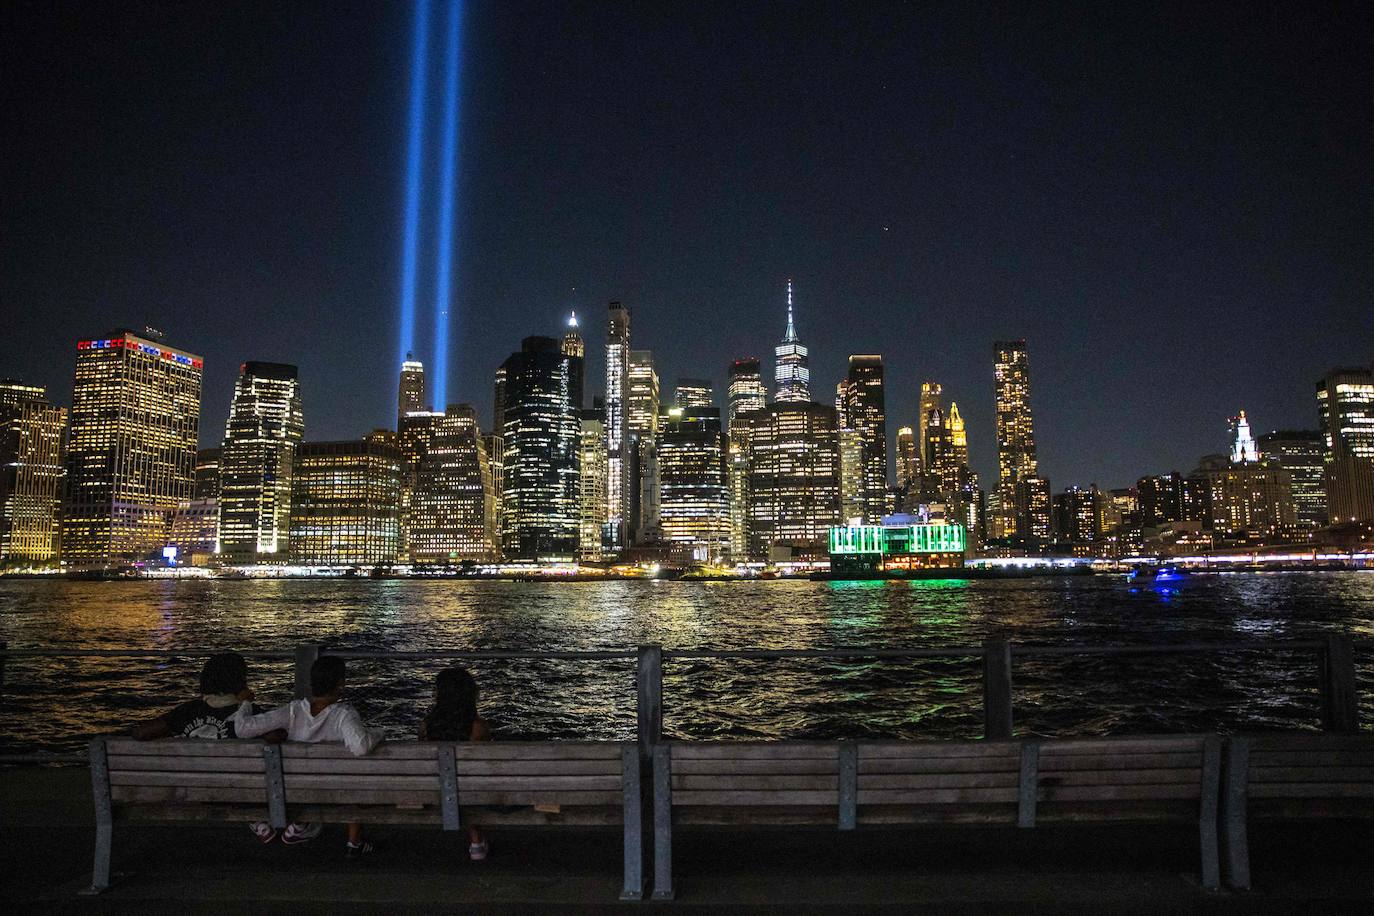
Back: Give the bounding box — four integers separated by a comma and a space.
604, 302, 631, 548
727, 358, 766, 430
917, 382, 943, 472
1258, 430, 1327, 527
773, 280, 810, 403
658, 407, 729, 563
398, 410, 442, 562
500, 336, 581, 559
194, 448, 221, 501
1015, 475, 1052, 545
627, 351, 660, 439
398, 354, 427, 428
1317, 368, 1374, 524
578, 408, 608, 561
1230, 411, 1259, 464
993, 340, 1039, 541
674, 378, 714, 410
410, 405, 498, 563
562, 311, 585, 410
744, 401, 841, 559
835, 355, 887, 523
0, 380, 66, 566
838, 424, 865, 524
628, 350, 660, 541
491, 366, 507, 444
895, 427, 918, 492
290, 438, 403, 566
218, 362, 304, 563
63, 330, 202, 565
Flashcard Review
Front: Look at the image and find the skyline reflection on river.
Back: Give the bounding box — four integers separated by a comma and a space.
1, 572, 1371, 754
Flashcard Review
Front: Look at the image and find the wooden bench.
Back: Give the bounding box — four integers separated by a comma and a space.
1221, 732, 1374, 890
88, 736, 645, 898
651, 735, 1221, 899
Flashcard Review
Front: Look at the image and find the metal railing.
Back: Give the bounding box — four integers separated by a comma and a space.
0, 636, 1365, 765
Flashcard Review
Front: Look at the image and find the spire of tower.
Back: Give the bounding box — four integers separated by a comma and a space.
568, 310, 578, 329
783, 279, 798, 342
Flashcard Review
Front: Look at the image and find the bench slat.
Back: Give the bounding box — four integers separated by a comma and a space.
859, 744, 1018, 760
1039, 785, 1200, 801
1249, 766, 1374, 783
1038, 753, 1202, 772
672, 775, 837, 791
1037, 768, 1199, 787
1038, 737, 1205, 755
109, 755, 266, 774
670, 744, 837, 760
857, 788, 1019, 804
672, 759, 838, 775
857, 773, 1019, 790
1250, 751, 1374, 768
279, 758, 621, 776
1246, 735, 1374, 752
671, 790, 840, 805
105, 739, 265, 757
1249, 783, 1374, 799
858, 757, 1020, 775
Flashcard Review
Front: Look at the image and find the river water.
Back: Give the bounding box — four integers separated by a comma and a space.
1, 572, 1371, 754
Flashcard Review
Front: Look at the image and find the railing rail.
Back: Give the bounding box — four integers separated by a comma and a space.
0, 636, 1366, 766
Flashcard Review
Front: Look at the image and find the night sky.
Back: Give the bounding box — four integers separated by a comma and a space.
5, 1, 1372, 491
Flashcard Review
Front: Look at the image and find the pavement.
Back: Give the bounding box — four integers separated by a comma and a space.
3, 766, 1371, 914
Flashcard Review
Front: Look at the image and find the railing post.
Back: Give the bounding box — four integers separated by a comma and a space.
983, 637, 1013, 740
637, 644, 663, 759
294, 644, 321, 700
1318, 633, 1358, 733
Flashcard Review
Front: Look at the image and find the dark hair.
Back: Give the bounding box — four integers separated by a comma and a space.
310, 656, 347, 697
199, 652, 248, 695
422, 667, 478, 741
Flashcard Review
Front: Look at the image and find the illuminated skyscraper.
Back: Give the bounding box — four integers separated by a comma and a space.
0, 380, 66, 566
410, 405, 498, 563
1230, 411, 1259, 464
658, 407, 729, 562
500, 336, 581, 559
773, 280, 810, 403
993, 340, 1039, 540
1257, 430, 1327, 527
562, 311, 585, 410
835, 355, 887, 522
194, 448, 221, 501
727, 437, 750, 562
1317, 368, 1374, 524
491, 366, 507, 444
627, 351, 660, 439
1015, 475, 1052, 545
1053, 485, 1101, 546
727, 358, 766, 430
628, 350, 660, 541
604, 302, 631, 548
398, 354, 427, 428
674, 378, 714, 410
218, 362, 305, 563
917, 382, 942, 472
398, 410, 442, 562
745, 401, 840, 558
838, 424, 865, 524
63, 330, 202, 565
947, 403, 969, 473
895, 427, 918, 492
578, 409, 608, 561
290, 438, 402, 566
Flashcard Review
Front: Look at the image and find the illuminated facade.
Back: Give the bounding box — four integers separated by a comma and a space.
562, 312, 585, 409
1053, 485, 1101, 546
773, 280, 810, 403
1190, 453, 1296, 539
0, 381, 66, 565
604, 302, 631, 548
1229, 411, 1259, 464
500, 336, 581, 559
218, 362, 304, 563
1317, 369, 1374, 524
896, 426, 918, 492
166, 498, 218, 566
628, 350, 659, 542
945, 403, 969, 485
627, 351, 660, 439
838, 424, 865, 524
835, 355, 887, 522
658, 408, 729, 562
828, 521, 967, 573
727, 358, 766, 430
1257, 430, 1327, 527
1015, 475, 1052, 545
411, 405, 498, 563
194, 448, 221, 500
63, 331, 202, 564
674, 378, 713, 410
288, 439, 402, 566
398, 410, 442, 561
744, 401, 840, 558
917, 382, 942, 472
993, 340, 1038, 540
578, 410, 608, 560
398, 354, 427, 427
727, 437, 750, 561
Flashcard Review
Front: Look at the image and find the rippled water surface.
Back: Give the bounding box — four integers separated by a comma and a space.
1, 573, 1372, 753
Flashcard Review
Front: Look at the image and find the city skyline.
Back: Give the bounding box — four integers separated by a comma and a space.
6, 3, 1372, 494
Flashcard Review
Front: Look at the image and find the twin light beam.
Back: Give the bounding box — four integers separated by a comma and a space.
397, 0, 463, 406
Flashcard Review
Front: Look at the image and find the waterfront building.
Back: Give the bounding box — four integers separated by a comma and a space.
217, 362, 304, 563
917, 382, 943, 472
1015, 474, 1051, 545
727, 358, 766, 430
993, 340, 1039, 541
1230, 411, 1260, 464
1053, 485, 1100, 547
727, 437, 750, 562
1137, 473, 1184, 527
0, 381, 66, 566
483, 431, 504, 540
895, 427, 918, 492
166, 498, 218, 566
837, 424, 866, 524
1189, 453, 1296, 540
628, 351, 660, 439
194, 448, 221, 501
562, 312, 584, 410
945, 403, 969, 485
835, 355, 887, 523
1316, 368, 1374, 524
1257, 430, 1327, 527
578, 409, 608, 561
289, 438, 402, 566
397, 354, 427, 428
674, 378, 714, 410
397, 410, 442, 562
491, 366, 507, 452
63, 330, 202, 565
828, 520, 967, 574
657, 407, 729, 562
628, 350, 660, 542
411, 405, 498, 563
604, 302, 631, 548
744, 401, 840, 559
773, 280, 811, 403
500, 337, 581, 560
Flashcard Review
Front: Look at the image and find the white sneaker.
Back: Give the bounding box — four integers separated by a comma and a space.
249, 822, 278, 844
282, 822, 323, 845
469, 841, 488, 861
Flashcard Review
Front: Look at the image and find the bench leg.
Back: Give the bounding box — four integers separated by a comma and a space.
1221, 738, 1251, 891
85, 822, 113, 894
652, 744, 674, 900
620, 745, 644, 900
84, 737, 114, 894
1198, 736, 1222, 891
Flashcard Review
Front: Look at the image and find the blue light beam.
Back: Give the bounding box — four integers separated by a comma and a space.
431, 0, 463, 405
396, 0, 432, 370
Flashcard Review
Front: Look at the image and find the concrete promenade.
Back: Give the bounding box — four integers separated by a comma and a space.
4, 766, 1370, 914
